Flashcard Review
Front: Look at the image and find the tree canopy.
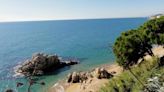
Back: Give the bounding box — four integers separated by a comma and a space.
113, 16, 164, 68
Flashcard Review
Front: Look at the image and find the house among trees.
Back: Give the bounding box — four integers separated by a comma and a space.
150, 14, 164, 19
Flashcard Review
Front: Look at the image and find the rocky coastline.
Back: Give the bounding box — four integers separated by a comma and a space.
14, 52, 123, 92
47, 46, 164, 92
15, 53, 79, 76
49, 64, 123, 92
66, 67, 113, 83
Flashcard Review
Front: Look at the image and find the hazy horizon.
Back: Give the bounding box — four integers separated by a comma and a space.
0, 0, 164, 22
0, 16, 147, 23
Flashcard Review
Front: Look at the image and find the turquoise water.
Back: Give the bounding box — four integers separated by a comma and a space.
0, 18, 147, 92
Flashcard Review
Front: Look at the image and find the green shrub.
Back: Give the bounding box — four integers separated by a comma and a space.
100, 57, 164, 92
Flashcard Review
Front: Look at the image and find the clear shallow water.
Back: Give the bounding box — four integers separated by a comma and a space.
0, 18, 147, 92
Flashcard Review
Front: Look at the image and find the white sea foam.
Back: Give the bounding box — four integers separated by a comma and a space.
13, 64, 24, 78
52, 83, 65, 92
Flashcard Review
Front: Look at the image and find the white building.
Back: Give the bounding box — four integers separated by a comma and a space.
150, 14, 164, 19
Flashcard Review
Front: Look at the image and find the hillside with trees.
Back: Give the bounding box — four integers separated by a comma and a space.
113, 16, 164, 68
101, 16, 164, 92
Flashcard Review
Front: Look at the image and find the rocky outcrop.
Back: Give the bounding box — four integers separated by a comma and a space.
67, 68, 113, 83
93, 68, 113, 79
17, 53, 78, 76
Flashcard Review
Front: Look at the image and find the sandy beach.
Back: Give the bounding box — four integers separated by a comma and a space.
48, 45, 164, 92
48, 63, 123, 92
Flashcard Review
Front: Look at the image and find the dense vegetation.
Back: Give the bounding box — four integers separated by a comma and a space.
113, 16, 164, 68
101, 57, 164, 92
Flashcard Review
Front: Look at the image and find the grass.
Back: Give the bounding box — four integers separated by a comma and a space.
100, 57, 164, 92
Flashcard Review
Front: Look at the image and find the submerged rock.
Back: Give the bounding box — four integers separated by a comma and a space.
5, 89, 14, 92
16, 53, 79, 76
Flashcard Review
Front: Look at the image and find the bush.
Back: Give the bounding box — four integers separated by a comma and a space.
100, 57, 164, 92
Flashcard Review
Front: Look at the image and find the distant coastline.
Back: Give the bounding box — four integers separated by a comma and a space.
0, 17, 147, 23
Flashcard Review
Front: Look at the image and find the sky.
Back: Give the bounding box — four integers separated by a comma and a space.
0, 0, 164, 22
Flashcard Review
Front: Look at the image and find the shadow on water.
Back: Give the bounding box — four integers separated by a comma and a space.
43, 65, 71, 76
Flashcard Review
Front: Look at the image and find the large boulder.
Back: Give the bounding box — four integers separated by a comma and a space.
79, 72, 88, 82
98, 68, 113, 79
92, 68, 113, 79
72, 72, 80, 83
93, 68, 101, 78
67, 73, 72, 83
17, 53, 78, 76
67, 72, 88, 83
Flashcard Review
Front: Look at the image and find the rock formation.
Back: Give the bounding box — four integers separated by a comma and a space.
16, 53, 78, 76
66, 67, 113, 83
95, 68, 113, 79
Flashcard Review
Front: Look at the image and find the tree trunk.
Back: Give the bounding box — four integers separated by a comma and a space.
127, 67, 144, 86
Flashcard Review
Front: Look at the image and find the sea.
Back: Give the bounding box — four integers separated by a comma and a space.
0, 18, 147, 92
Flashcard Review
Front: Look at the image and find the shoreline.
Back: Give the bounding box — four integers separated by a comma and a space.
48, 45, 164, 92
48, 63, 123, 92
